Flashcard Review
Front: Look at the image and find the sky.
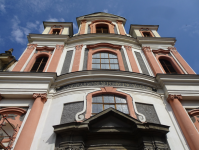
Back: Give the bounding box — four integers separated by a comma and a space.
0, 0, 199, 73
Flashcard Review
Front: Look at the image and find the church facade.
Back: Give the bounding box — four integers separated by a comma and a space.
0, 12, 199, 150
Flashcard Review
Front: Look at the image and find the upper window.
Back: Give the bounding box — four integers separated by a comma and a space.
30, 56, 48, 72
92, 95, 129, 115
142, 32, 152, 37
159, 59, 177, 74
52, 29, 61, 35
92, 52, 119, 70
96, 24, 109, 33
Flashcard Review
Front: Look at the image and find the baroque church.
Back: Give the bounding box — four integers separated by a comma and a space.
0, 12, 199, 150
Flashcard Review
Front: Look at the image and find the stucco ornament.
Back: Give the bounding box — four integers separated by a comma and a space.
33, 93, 47, 103
167, 94, 182, 101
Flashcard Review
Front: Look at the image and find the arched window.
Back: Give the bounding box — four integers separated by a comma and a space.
92, 52, 119, 70
30, 56, 48, 72
92, 95, 129, 115
96, 24, 109, 33
159, 59, 177, 74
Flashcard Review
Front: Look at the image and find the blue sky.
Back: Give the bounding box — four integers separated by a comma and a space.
0, 0, 199, 73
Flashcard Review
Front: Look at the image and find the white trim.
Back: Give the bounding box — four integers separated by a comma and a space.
121, 46, 132, 72
131, 49, 142, 73
152, 49, 164, 73
79, 45, 86, 71
140, 50, 154, 76
77, 24, 81, 35
20, 48, 36, 71
44, 47, 56, 72
112, 22, 120, 34
121, 24, 126, 35
69, 47, 76, 72
75, 92, 88, 121
56, 47, 68, 76
170, 52, 188, 74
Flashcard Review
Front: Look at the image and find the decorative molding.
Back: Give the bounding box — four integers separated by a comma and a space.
0, 107, 26, 115
75, 44, 83, 51
124, 45, 132, 51
152, 49, 170, 54
167, 94, 182, 101
36, 46, 54, 51
33, 93, 47, 103
142, 46, 151, 52
27, 44, 37, 51
56, 45, 64, 51
91, 20, 114, 26
81, 20, 87, 24
56, 81, 155, 92
87, 43, 121, 49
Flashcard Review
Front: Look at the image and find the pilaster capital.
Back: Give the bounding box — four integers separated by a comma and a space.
116, 20, 123, 24
56, 45, 64, 51
168, 47, 178, 53
124, 45, 132, 51
81, 20, 87, 24
33, 93, 47, 103
167, 94, 182, 101
27, 44, 37, 51
75, 44, 83, 51
142, 47, 151, 52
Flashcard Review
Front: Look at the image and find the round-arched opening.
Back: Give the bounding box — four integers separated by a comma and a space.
30, 56, 49, 72
159, 58, 177, 74
92, 52, 119, 70
92, 94, 129, 115
96, 24, 109, 33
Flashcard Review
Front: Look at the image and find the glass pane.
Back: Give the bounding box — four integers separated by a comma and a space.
92, 104, 103, 113
92, 104, 98, 113
122, 105, 129, 114
116, 104, 122, 111
115, 97, 121, 103
114, 64, 119, 69
92, 59, 100, 63
104, 105, 109, 110
92, 64, 100, 69
113, 59, 118, 63
109, 54, 117, 58
101, 59, 109, 63
103, 96, 109, 103
109, 105, 115, 108
110, 64, 115, 69
92, 53, 100, 58
101, 53, 108, 58
105, 64, 109, 69
108, 96, 114, 103
120, 97, 126, 103
101, 64, 106, 69
93, 96, 102, 103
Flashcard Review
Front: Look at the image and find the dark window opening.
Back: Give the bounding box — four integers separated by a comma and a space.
30, 56, 48, 72
52, 29, 61, 35
159, 59, 177, 74
142, 32, 152, 37
92, 95, 129, 115
92, 52, 119, 70
96, 24, 109, 33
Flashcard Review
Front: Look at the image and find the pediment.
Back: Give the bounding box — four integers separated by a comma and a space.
83, 12, 123, 19
84, 108, 142, 126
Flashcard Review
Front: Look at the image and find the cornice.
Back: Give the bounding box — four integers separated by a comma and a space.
67, 33, 138, 45
27, 34, 69, 43
55, 70, 158, 89
137, 37, 176, 46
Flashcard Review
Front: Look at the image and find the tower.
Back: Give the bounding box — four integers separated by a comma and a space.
0, 12, 198, 150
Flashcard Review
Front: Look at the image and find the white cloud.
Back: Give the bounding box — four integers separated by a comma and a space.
73, 23, 78, 29
11, 16, 29, 44
180, 22, 199, 35
60, 18, 65, 22
46, 17, 65, 22
0, 0, 5, 13
26, 22, 38, 30
103, 9, 108, 13
39, 23, 44, 33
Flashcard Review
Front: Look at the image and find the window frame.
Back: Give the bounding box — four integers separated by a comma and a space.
92, 95, 129, 115
92, 52, 119, 70
85, 87, 137, 119
30, 56, 49, 72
